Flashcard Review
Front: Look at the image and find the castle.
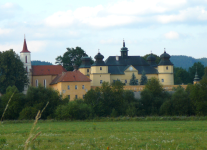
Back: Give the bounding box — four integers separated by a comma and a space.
20, 38, 174, 99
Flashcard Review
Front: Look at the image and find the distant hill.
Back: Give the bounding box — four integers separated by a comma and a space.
170, 55, 207, 70
31, 60, 53, 66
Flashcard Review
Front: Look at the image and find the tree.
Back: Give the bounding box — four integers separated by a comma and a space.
174, 67, 190, 84
188, 62, 204, 83
188, 77, 207, 115
19, 85, 63, 119
141, 77, 170, 115
140, 70, 147, 85
203, 67, 207, 79
0, 50, 29, 94
129, 73, 138, 85
55, 47, 93, 71
1, 86, 25, 120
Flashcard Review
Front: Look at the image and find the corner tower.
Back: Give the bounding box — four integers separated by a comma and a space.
158, 49, 174, 85
20, 36, 32, 93
90, 51, 110, 86
79, 56, 91, 77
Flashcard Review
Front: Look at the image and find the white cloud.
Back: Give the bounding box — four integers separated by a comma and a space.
164, 31, 179, 39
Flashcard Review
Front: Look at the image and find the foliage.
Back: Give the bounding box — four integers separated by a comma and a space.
160, 86, 192, 116
142, 53, 161, 64
188, 77, 207, 115
55, 99, 92, 120
19, 85, 63, 119
1, 86, 25, 120
203, 67, 207, 78
55, 47, 93, 71
31, 60, 53, 66
140, 70, 147, 85
0, 49, 29, 94
140, 78, 170, 115
174, 67, 190, 84
129, 73, 138, 85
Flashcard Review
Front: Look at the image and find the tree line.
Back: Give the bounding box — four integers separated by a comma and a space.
1, 75, 207, 120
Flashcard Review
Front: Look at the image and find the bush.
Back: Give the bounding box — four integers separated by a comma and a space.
55, 99, 93, 120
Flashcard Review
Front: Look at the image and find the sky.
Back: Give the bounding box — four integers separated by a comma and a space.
1, 0, 207, 64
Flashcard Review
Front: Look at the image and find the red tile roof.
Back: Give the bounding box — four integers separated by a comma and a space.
32, 65, 67, 76
20, 38, 30, 53
50, 70, 91, 85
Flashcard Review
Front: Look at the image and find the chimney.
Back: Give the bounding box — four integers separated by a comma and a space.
73, 65, 78, 71
116, 55, 119, 61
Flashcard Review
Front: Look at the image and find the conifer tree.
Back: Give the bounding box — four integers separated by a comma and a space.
129, 73, 138, 85
140, 70, 147, 85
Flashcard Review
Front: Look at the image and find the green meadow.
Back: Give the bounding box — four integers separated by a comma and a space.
1, 120, 207, 150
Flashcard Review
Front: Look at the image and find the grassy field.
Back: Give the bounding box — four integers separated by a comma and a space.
0, 120, 207, 150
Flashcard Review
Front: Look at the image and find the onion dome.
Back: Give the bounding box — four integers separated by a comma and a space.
92, 52, 106, 66
120, 40, 128, 58
147, 53, 157, 67
158, 50, 173, 66
79, 56, 91, 68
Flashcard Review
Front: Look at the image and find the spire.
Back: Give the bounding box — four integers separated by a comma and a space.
194, 66, 199, 82
123, 39, 125, 47
20, 35, 30, 53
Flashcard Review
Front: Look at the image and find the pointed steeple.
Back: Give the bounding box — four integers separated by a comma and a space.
120, 39, 128, 58
123, 39, 125, 47
20, 35, 30, 53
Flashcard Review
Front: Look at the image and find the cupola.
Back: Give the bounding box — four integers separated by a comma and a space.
79, 56, 92, 68
158, 49, 173, 66
120, 40, 128, 58
147, 53, 157, 67
92, 52, 106, 66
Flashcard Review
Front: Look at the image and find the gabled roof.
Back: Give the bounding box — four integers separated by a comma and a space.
32, 65, 67, 76
20, 38, 30, 53
105, 56, 158, 74
50, 70, 91, 85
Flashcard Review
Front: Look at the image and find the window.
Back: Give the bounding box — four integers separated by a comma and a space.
68, 95, 70, 100
113, 80, 115, 83
82, 85, 85, 89
43, 79, 46, 88
83, 95, 85, 98
162, 79, 164, 82
100, 80, 103, 84
36, 80, 38, 87
26, 67, 28, 72
75, 95, 78, 99
87, 69, 89, 72
100, 67, 102, 70
25, 56, 27, 63
125, 80, 127, 83
68, 85, 70, 90
75, 85, 77, 89
166, 66, 168, 70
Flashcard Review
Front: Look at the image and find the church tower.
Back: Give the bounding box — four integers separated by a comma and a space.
20, 36, 32, 94
120, 40, 128, 58
158, 49, 174, 85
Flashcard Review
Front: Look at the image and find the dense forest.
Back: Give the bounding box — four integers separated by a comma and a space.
170, 55, 207, 70
31, 60, 53, 66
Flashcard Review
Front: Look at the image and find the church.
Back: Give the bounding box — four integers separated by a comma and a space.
20, 38, 174, 99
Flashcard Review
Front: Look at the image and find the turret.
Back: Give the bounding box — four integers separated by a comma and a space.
147, 53, 157, 68
120, 40, 128, 58
193, 67, 200, 84
79, 56, 92, 76
158, 49, 174, 85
